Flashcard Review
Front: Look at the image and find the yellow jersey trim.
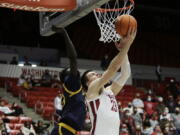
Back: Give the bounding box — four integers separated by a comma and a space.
62, 84, 82, 97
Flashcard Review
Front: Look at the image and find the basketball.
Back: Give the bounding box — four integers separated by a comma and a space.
115, 14, 137, 37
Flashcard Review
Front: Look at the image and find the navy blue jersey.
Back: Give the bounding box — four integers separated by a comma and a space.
61, 73, 86, 130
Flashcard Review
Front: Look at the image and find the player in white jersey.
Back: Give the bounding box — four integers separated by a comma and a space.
81, 27, 136, 135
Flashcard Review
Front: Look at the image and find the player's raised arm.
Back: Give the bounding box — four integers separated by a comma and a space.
52, 26, 78, 75
110, 54, 131, 95
63, 29, 78, 75
87, 28, 136, 95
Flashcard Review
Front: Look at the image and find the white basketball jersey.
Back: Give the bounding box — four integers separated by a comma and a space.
86, 89, 120, 135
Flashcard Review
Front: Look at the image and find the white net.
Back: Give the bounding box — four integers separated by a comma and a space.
94, 0, 134, 43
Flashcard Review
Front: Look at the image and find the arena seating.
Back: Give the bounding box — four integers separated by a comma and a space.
3, 77, 168, 115
4, 78, 60, 120
3, 110, 89, 135
116, 85, 146, 107
0, 98, 33, 135
5, 117, 32, 135
3, 76, 180, 135
2, 77, 147, 120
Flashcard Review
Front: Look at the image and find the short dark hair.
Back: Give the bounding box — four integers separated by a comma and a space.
143, 119, 151, 128
29, 133, 34, 135
81, 70, 92, 91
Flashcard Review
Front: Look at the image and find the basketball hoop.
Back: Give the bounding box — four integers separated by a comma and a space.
94, 0, 134, 43
0, 0, 76, 12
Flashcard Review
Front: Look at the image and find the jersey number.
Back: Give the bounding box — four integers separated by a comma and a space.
108, 95, 118, 112
111, 100, 118, 112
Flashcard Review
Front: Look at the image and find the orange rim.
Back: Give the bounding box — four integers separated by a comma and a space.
95, 0, 134, 12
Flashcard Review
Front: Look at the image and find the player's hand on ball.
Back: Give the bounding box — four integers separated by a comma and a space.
119, 27, 137, 48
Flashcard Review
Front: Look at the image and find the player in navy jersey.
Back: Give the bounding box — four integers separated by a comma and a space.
51, 27, 86, 135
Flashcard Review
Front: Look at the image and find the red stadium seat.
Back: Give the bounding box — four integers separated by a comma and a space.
26, 96, 39, 108
0, 111, 4, 116
14, 123, 24, 130
35, 101, 43, 114
43, 102, 54, 107
123, 96, 134, 101
11, 86, 24, 97
19, 116, 32, 124
6, 116, 19, 123
42, 106, 55, 120
1, 99, 9, 105
121, 101, 131, 108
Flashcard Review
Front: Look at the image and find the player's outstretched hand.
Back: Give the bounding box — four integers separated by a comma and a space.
115, 27, 137, 51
